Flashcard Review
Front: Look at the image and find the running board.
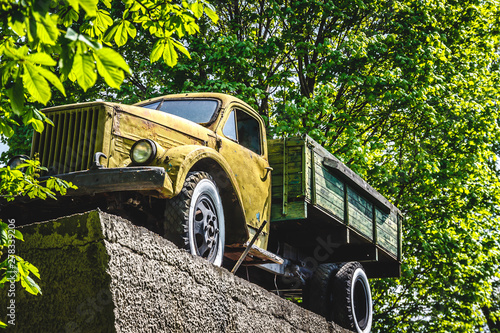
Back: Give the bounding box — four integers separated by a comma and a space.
226, 244, 308, 283
225, 243, 284, 265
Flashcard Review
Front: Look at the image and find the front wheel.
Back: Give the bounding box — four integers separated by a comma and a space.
164, 171, 225, 266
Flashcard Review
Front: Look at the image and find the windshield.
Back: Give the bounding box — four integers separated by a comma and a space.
141, 99, 219, 124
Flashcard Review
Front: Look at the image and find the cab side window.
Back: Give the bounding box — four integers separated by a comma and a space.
222, 110, 237, 141
237, 110, 261, 155
222, 109, 262, 155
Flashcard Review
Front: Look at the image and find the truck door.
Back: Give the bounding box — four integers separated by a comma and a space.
217, 106, 271, 248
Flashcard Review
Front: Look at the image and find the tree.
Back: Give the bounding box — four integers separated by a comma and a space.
0, 159, 75, 328
2, 0, 500, 331
0, 0, 217, 328
0, 0, 217, 137
96, 0, 500, 330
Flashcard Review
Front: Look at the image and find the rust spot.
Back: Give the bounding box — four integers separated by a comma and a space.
113, 112, 121, 136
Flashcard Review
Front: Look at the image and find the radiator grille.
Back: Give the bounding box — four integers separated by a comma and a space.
32, 106, 105, 175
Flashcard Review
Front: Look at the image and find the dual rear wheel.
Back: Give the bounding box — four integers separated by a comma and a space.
304, 261, 373, 333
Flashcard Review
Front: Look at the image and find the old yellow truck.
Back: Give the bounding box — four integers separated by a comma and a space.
6, 93, 401, 333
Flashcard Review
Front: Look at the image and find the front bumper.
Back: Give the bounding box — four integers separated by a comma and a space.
55, 166, 174, 197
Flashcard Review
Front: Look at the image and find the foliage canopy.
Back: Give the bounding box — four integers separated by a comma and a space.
0, 0, 217, 137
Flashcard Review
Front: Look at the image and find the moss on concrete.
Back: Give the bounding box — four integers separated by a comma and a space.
0, 211, 114, 332
17, 210, 104, 249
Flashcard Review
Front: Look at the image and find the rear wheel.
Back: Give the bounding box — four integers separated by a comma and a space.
332, 262, 372, 333
303, 261, 372, 333
302, 263, 338, 318
164, 171, 225, 266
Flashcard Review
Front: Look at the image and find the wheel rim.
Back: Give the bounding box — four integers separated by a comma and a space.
192, 193, 220, 262
353, 276, 369, 330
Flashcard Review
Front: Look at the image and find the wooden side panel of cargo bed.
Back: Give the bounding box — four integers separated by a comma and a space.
269, 138, 307, 221
269, 136, 402, 262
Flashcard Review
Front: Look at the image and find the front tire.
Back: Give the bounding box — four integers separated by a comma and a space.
164, 171, 225, 266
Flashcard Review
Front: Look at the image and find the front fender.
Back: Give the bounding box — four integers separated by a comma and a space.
165, 145, 244, 208
164, 145, 249, 244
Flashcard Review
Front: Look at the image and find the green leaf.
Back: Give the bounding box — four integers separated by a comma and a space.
35, 13, 59, 45
113, 20, 137, 47
37, 67, 66, 96
184, 20, 199, 35
0, 222, 8, 245
20, 274, 41, 295
0, 121, 14, 138
204, 4, 218, 24
68, 71, 77, 82
151, 39, 165, 63
103, 24, 119, 44
10, 17, 26, 37
125, 20, 137, 39
72, 52, 96, 91
26, 52, 57, 66
21, 261, 40, 280
32, 108, 54, 127
172, 39, 191, 59
17, 260, 26, 276
14, 229, 23, 242
189, 2, 204, 19
94, 47, 130, 88
60, 7, 79, 27
94, 53, 124, 89
95, 47, 130, 73
26, 119, 44, 133
22, 64, 51, 105
114, 21, 127, 46
67, 0, 98, 16
1, 60, 16, 85
67, 0, 80, 12
6, 75, 24, 116
163, 38, 178, 67
95, 9, 113, 32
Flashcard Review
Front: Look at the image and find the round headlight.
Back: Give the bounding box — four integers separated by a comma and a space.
130, 139, 157, 165
7, 155, 29, 172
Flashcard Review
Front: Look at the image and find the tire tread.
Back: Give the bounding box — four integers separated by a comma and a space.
303, 263, 338, 319
164, 171, 214, 249
332, 261, 368, 332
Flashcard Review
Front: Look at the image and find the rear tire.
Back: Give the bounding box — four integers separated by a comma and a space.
302, 263, 339, 319
303, 261, 372, 333
332, 262, 372, 333
164, 171, 225, 266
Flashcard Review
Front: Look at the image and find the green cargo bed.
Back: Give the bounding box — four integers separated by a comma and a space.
269, 136, 402, 277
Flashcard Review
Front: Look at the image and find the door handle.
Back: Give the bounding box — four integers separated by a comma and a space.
262, 166, 273, 180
